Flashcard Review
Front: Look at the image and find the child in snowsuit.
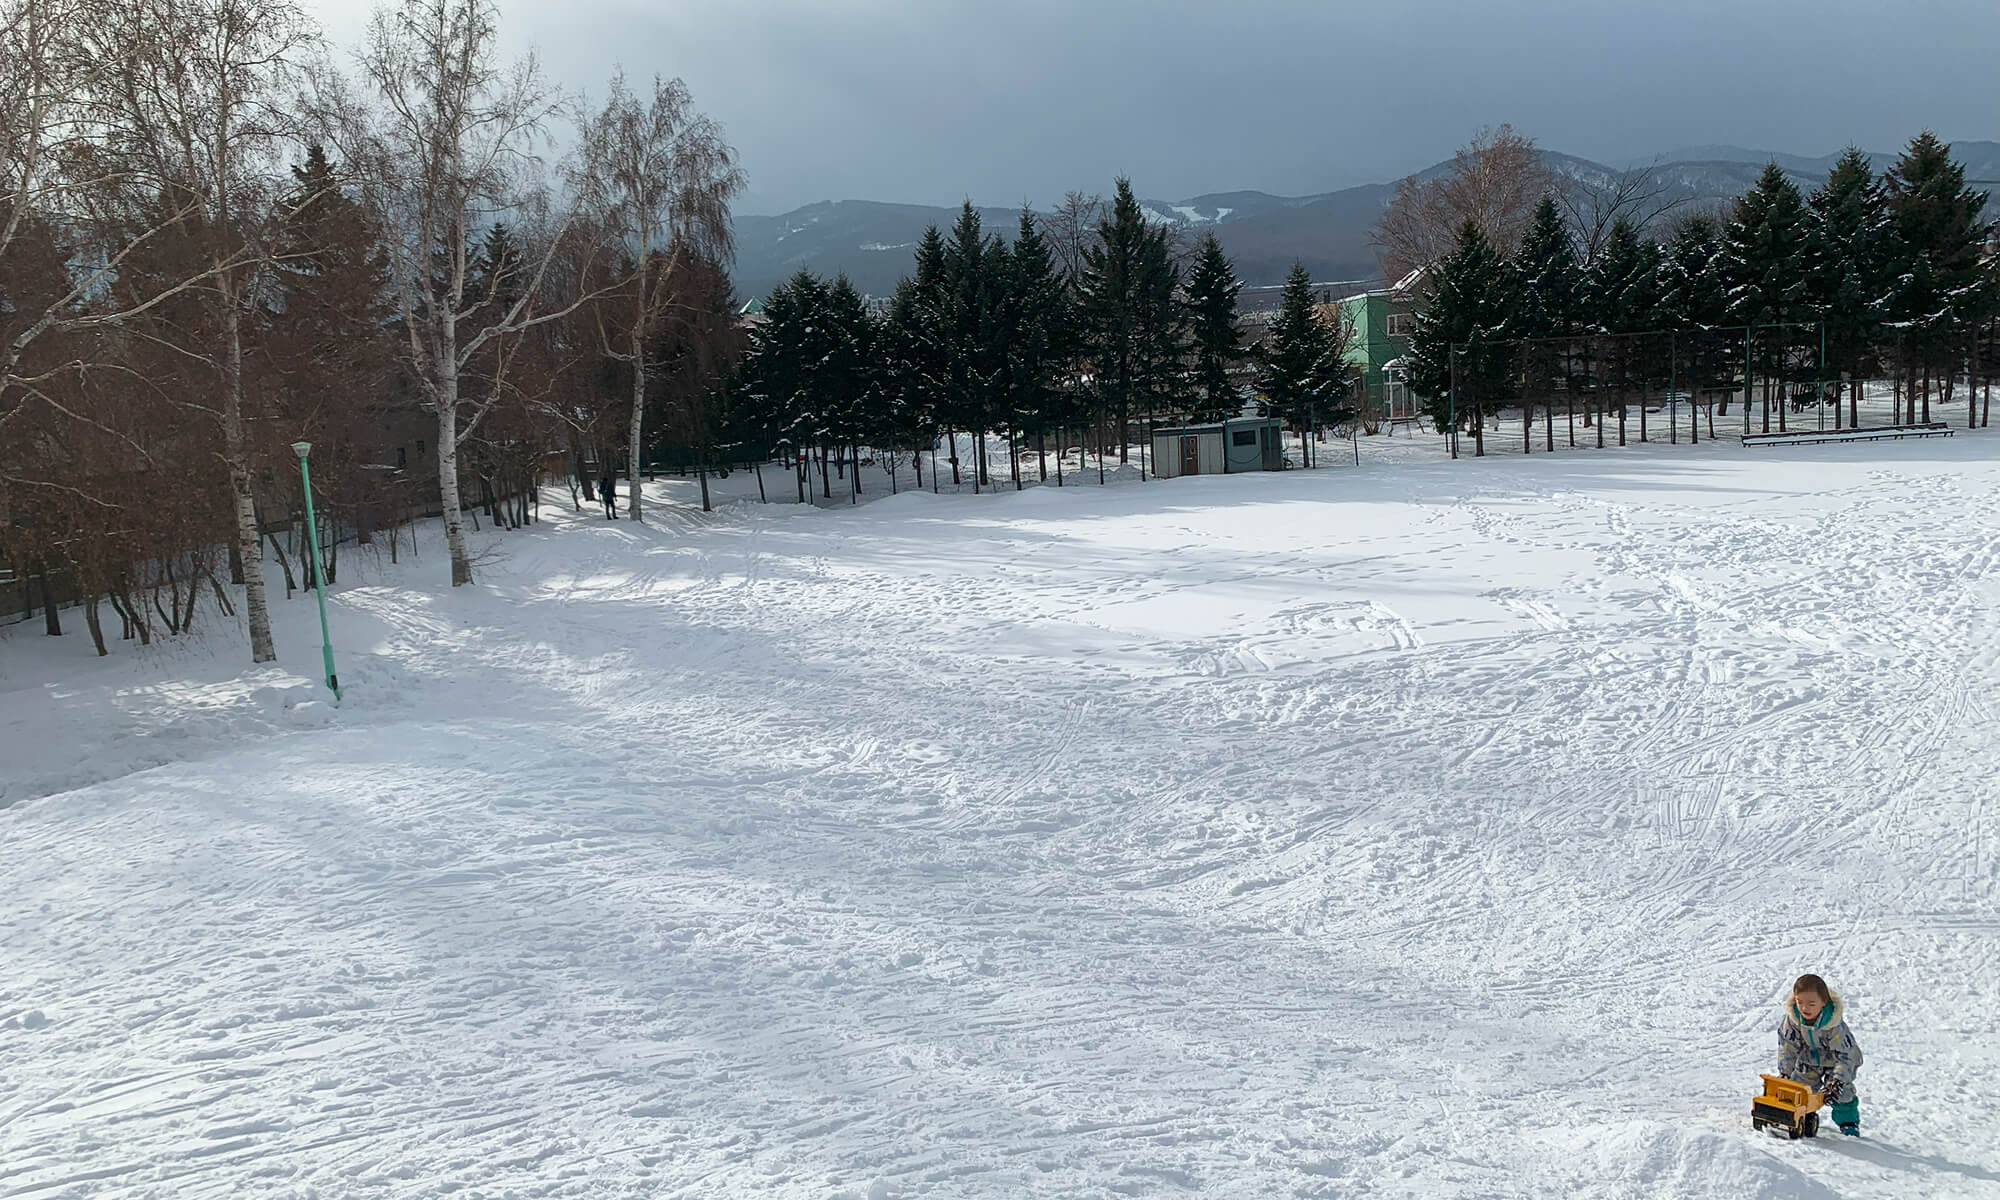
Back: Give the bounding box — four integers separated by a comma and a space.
1779, 973, 1864, 1136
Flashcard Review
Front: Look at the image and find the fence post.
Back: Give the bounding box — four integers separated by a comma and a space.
1743, 326, 1753, 438
1448, 343, 1459, 460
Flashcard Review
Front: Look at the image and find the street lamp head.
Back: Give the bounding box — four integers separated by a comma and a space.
292, 441, 312, 459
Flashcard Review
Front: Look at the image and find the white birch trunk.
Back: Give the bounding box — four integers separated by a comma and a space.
438, 399, 471, 586
437, 311, 473, 586
626, 318, 645, 521
220, 290, 276, 661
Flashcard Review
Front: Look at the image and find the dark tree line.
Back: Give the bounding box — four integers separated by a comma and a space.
1407, 132, 2000, 455
2, 0, 744, 662
737, 179, 1357, 491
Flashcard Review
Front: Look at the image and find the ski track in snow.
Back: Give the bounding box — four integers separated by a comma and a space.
3, 437, 1999, 1199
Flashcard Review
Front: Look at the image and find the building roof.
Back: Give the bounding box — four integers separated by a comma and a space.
1239, 278, 1375, 314
1338, 265, 1431, 303
1153, 415, 1282, 436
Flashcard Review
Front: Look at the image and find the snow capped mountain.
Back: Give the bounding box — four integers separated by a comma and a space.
1139, 191, 1314, 226
730, 140, 2000, 302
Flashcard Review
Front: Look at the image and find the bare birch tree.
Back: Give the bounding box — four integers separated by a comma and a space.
90, 0, 317, 663
317, 0, 596, 585
1, 0, 247, 446
1048, 190, 1104, 284
574, 71, 742, 523
1372, 124, 1554, 279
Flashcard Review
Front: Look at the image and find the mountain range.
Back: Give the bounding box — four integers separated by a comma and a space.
730, 141, 2000, 305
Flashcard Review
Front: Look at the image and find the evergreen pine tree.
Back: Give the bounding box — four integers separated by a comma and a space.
1881, 131, 1994, 422
823, 274, 877, 487
1511, 195, 1581, 341
938, 202, 1008, 486
1184, 232, 1247, 422
1129, 219, 1185, 447
1405, 221, 1513, 455
1657, 212, 1734, 419
1723, 163, 1813, 430
279, 146, 393, 324
1656, 214, 1729, 328
1005, 209, 1074, 482
886, 227, 950, 479
879, 276, 925, 477
645, 254, 743, 511
1583, 218, 1663, 441
1078, 178, 1177, 465
982, 231, 1018, 485
1724, 163, 1813, 325
1978, 252, 2000, 428
1255, 263, 1352, 462
1508, 195, 1581, 446
1585, 218, 1653, 333
741, 283, 798, 495
1806, 148, 1889, 423
273, 145, 396, 465
743, 270, 835, 496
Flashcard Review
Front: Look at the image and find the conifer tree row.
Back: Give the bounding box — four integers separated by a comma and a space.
1406, 130, 1997, 453
738, 179, 1366, 487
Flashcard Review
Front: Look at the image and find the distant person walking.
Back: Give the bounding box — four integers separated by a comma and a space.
600, 472, 617, 519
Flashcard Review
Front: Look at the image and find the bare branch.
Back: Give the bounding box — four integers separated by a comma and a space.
1371, 124, 1555, 278
1557, 157, 1691, 262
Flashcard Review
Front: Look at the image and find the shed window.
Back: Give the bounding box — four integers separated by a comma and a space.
1231, 429, 1258, 447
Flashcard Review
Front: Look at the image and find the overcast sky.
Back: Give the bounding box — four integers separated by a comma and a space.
307, 0, 1998, 215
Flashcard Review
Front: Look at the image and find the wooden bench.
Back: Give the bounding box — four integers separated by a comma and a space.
1743, 422, 1954, 448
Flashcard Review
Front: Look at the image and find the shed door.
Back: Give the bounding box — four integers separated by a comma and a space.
1180, 435, 1201, 476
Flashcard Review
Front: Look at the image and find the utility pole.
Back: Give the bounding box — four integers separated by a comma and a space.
292, 442, 340, 705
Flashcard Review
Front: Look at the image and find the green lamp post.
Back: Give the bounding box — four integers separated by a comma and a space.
292, 441, 341, 704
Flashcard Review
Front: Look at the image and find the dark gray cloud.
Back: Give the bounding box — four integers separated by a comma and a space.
312, 0, 1998, 213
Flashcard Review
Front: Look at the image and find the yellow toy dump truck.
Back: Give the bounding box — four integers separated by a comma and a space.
1751, 1074, 1826, 1139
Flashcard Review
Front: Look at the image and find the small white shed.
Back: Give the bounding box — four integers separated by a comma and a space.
1151, 417, 1284, 478
1152, 424, 1225, 478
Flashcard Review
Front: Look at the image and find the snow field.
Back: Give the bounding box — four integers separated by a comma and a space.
3, 434, 1998, 1198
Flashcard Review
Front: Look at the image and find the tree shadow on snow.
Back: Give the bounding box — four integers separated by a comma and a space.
1814, 1137, 2000, 1186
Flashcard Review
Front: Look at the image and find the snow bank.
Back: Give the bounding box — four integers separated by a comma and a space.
1529, 1123, 1846, 1199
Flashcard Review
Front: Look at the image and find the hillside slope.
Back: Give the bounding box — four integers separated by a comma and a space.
6, 435, 1999, 1198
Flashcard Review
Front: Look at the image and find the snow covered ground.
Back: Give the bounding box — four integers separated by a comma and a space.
4, 434, 1998, 1199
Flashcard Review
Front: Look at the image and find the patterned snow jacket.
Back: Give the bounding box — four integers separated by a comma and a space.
1777, 991, 1863, 1097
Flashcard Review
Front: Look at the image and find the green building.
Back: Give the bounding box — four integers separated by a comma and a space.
1334, 268, 1428, 426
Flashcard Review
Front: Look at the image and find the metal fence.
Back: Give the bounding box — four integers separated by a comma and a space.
1441, 323, 1996, 457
